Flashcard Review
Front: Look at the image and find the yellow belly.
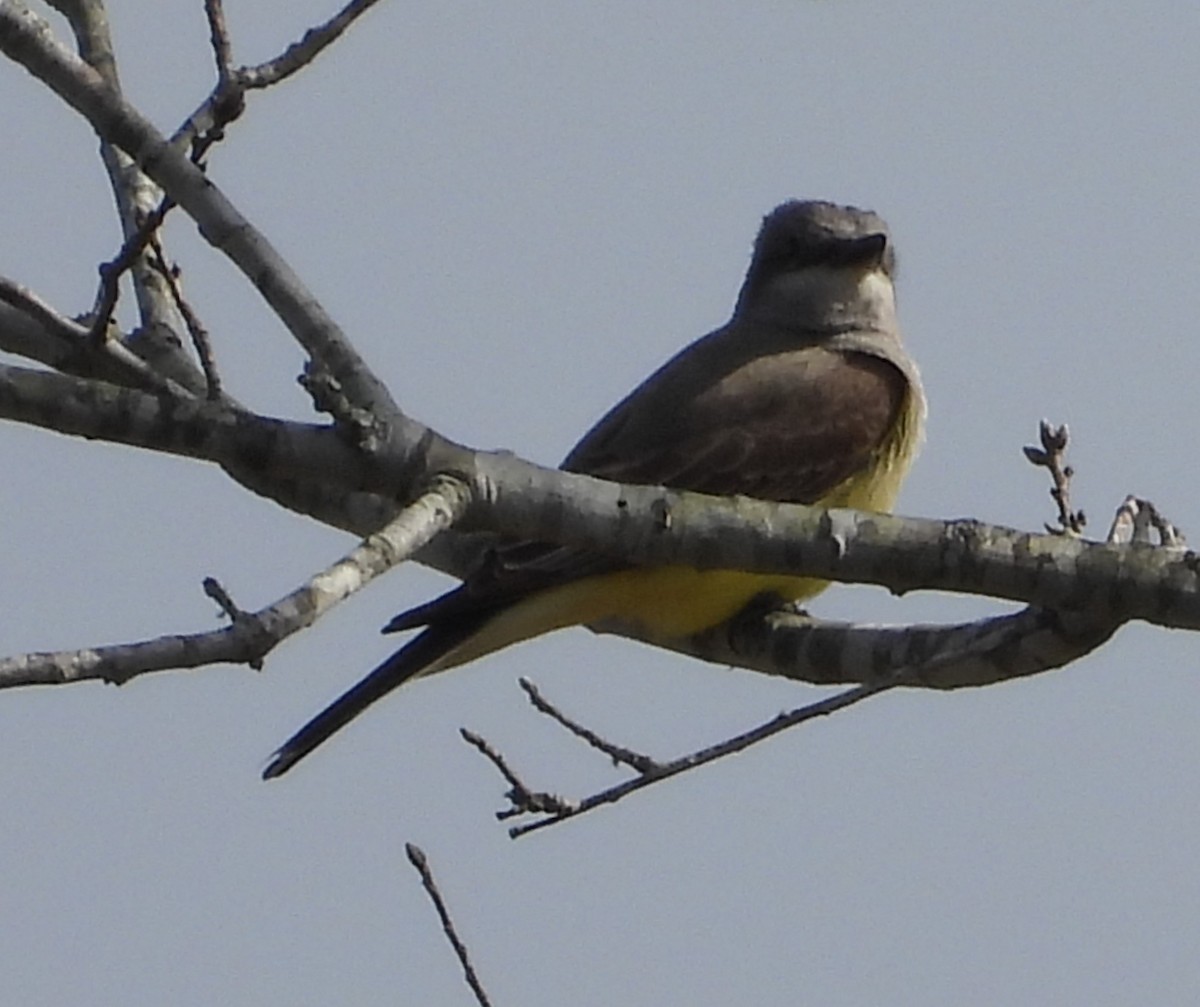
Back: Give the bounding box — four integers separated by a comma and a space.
437, 400, 920, 673
557, 566, 822, 637
510, 438, 902, 643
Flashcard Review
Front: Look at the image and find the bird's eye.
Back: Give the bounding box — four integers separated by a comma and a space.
823, 233, 887, 267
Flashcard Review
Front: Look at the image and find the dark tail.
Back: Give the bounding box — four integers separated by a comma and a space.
262, 623, 470, 780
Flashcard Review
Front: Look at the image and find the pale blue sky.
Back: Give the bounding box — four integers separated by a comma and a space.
2, 3, 1199, 1004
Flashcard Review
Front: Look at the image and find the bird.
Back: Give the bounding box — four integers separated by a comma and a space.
263, 199, 925, 779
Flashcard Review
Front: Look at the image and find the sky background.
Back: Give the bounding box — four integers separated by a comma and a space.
2, 2, 1200, 1004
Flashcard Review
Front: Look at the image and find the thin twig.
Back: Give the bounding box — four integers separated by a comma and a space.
1023, 420, 1085, 535
519, 676, 659, 773
0, 275, 89, 343
1144, 501, 1187, 547
235, 0, 384, 89
201, 577, 260, 668
44, 0, 192, 368
298, 357, 385, 450
147, 245, 222, 398
202, 576, 244, 621
405, 844, 494, 1007
88, 198, 174, 343
487, 419, 1168, 836
191, 0, 246, 163
460, 729, 577, 820
0, 274, 183, 394
491, 672, 907, 839
203, 0, 234, 83
171, 0, 375, 154
0, 6, 398, 414
1107, 496, 1187, 547
0, 478, 472, 690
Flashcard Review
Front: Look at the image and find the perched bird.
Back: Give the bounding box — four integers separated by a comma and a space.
264, 200, 925, 779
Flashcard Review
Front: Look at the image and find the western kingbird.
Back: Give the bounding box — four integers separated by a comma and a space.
264, 199, 925, 778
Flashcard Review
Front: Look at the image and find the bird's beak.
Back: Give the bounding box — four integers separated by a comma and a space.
833, 232, 888, 267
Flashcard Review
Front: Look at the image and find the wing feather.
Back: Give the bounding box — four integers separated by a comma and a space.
388, 343, 906, 632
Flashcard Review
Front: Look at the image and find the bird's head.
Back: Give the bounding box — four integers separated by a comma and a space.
734, 200, 897, 332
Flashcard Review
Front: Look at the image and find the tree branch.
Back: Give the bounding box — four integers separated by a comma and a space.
0, 1, 399, 420
462, 449, 1147, 835
0, 476, 470, 689
490, 672, 907, 838
0, 362, 373, 486
236, 0, 384, 90
405, 843, 495, 1007
48, 0, 193, 374
1, 357, 1197, 642
1, 8, 1194, 785
656, 601, 1120, 690
0, 278, 182, 394
172, 0, 381, 155
457, 595, 1119, 838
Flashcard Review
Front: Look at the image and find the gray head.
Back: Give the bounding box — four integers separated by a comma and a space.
735, 200, 895, 320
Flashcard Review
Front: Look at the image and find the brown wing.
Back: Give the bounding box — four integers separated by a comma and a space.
566, 345, 905, 505
386, 341, 906, 634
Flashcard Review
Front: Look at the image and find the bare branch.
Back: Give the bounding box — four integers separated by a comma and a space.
236, 0, 384, 89
405, 844, 495, 1007
0, 477, 471, 689
664, 602, 1119, 691
496, 673, 900, 839
470, 451, 1152, 836
1, 358, 1198, 639
460, 729, 577, 821
1024, 420, 1086, 535
1108, 496, 1187, 548
0, 274, 88, 346
172, 0, 381, 163
87, 197, 173, 343
0, 356, 455, 550
203, 0, 234, 83
0, 3, 399, 419
462, 450, 1200, 632
466, 592, 1120, 837
47, 0, 192, 369
202, 576, 245, 622
146, 248, 223, 399
0, 362, 378, 486
176, 0, 245, 164
0, 276, 183, 393
298, 357, 385, 452
519, 677, 658, 773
